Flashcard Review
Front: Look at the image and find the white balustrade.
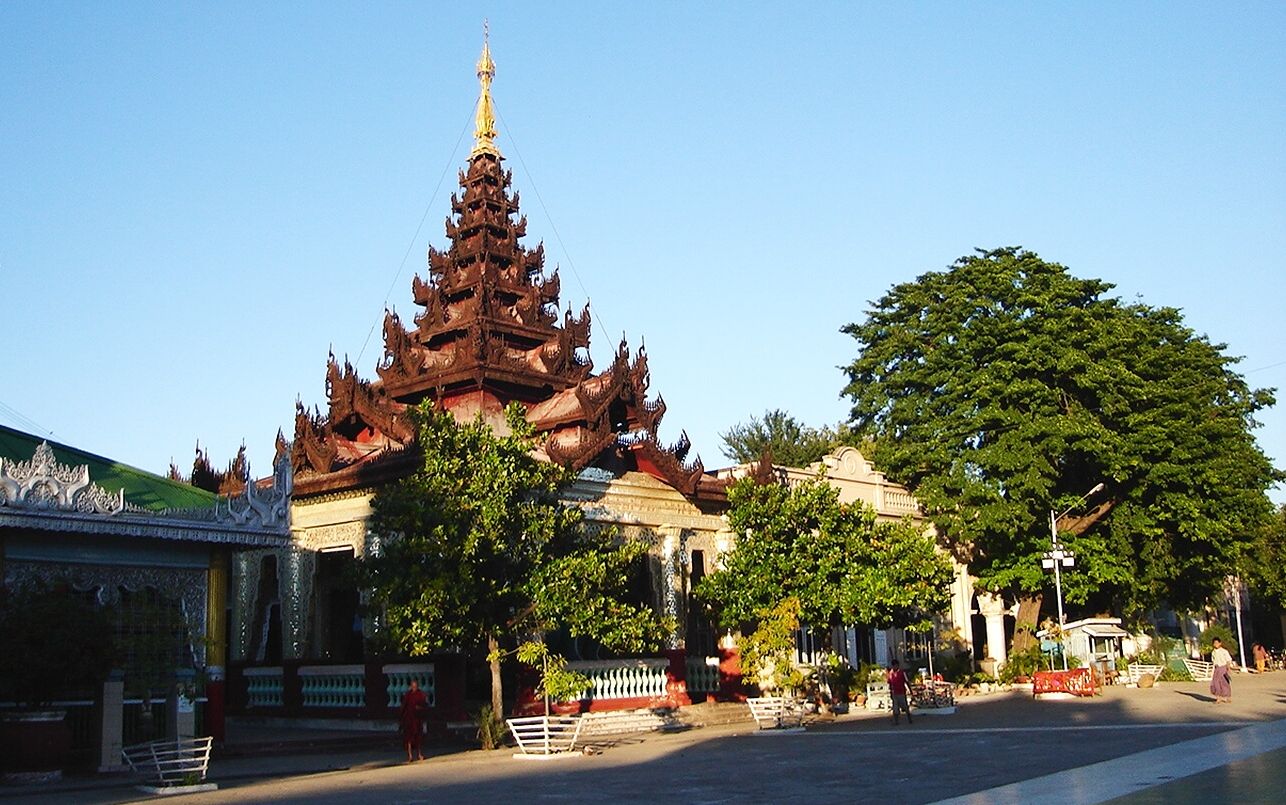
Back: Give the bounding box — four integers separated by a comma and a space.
566, 659, 669, 702
242, 667, 284, 708
298, 664, 366, 708
383, 663, 436, 708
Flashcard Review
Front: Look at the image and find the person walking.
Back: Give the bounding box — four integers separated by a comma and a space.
887, 660, 912, 725
1253, 642, 1268, 674
399, 679, 429, 761
1210, 637, 1234, 704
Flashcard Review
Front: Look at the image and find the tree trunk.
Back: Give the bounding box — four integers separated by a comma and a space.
488, 634, 504, 718
1011, 593, 1043, 654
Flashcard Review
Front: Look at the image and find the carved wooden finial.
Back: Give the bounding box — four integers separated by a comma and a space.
749, 447, 777, 486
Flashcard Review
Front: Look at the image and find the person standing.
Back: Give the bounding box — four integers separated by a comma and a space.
1210, 637, 1234, 704
1253, 642, 1268, 674
887, 660, 912, 725
400, 679, 429, 761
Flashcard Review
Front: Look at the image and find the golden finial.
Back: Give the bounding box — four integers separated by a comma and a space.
471, 20, 500, 158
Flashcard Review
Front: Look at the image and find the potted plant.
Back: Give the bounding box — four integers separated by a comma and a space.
504, 641, 591, 755
0, 582, 116, 782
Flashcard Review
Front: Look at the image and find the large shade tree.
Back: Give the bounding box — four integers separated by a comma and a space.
696, 473, 953, 674
1242, 504, 1286, 610
360, 402, 664, 716
841, 248, 1279, 635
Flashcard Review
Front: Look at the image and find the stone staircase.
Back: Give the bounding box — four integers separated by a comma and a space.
578, 708, 681, 738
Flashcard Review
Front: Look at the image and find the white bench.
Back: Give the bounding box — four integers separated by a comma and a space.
1183, 659, 1214, 682
505, 715, 584, 758
746, 696, 805, 731
121, 736, 214, 791
865, 681, 892, 710
1126, 663, 1164, 685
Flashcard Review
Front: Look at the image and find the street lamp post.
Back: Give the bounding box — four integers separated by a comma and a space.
1042, 482, 1104, 672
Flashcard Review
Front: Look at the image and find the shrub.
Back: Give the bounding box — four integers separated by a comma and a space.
475, 704, 507, 750
1000, 646, 1045, 682
1159, 664, 1193, 682
851, 661, 881, 693
935, 650, 974, 682
1199, 623, 1238, 659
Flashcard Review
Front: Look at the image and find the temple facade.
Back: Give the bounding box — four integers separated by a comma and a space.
0, 423, 292, 750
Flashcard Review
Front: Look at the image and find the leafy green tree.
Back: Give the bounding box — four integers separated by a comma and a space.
841, 247, 1279, 628
1241, 504, 1286, 606
719, 409, 838, 467
696, 475, 953, 644
360, 401, 664, 716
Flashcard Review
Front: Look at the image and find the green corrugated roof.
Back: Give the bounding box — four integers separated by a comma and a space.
0, 424, 217, 512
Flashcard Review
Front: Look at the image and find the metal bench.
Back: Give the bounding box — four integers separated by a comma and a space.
1183, 658, 1214, 682
121, 736, 214, 790
505, 715, 585, 758
745, 696, 805, 731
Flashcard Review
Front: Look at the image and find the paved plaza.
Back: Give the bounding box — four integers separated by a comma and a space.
3, 672, 1284, 804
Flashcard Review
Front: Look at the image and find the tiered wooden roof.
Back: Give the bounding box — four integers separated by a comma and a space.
291, 38, 721, 502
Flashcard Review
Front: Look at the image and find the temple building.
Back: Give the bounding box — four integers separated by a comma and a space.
0, 423, 292, 748
221, 37, 735, 721
217, 38, 988, 723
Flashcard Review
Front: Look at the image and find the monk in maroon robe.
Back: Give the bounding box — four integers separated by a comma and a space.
399, 679, 428, 761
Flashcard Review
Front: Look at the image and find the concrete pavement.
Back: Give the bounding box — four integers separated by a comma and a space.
2, 671, 1283, 804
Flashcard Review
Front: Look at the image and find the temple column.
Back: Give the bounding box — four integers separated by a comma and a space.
976, 592, 1009, 668
658, 525, 684, 650
280, 547, 315, 661
658, 525, 689, 706
712, 526, 744, 700
96, 672, 126, 772
205, 549, 229, 742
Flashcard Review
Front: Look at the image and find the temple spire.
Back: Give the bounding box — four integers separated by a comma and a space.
471, 22, 500, 158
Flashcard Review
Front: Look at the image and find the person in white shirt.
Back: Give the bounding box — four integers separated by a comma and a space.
1210, 637, 1234, 703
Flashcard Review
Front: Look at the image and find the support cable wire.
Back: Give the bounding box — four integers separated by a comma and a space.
0, 399, 55, 439
355, 110, 475, 367
495, 109, 612, 344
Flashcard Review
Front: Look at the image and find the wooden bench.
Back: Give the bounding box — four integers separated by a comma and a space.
505, 715, 585, 757
746, 696, 805, 731
1033, 667, 1098, 697
1183, 659, 1214, 682
1126, 663, 1164, 685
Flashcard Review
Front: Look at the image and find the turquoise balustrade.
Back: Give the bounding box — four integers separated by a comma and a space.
382, 663, 436, 708
298, 665, 366, 708
685, 656, 720, 694
243, 667, 284, 708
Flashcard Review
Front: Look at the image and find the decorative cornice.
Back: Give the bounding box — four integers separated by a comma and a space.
0, 440, 293, 543
0, 442, 130, 515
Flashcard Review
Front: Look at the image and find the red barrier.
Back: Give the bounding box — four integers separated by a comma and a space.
1032, 667, 1098, 697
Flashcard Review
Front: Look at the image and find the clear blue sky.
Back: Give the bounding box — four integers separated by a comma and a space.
2, 2, 1283, 502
